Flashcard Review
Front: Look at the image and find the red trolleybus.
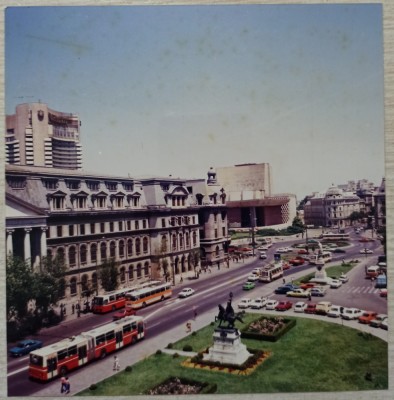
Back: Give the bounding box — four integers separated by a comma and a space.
259, 262, 284, 283
29, 316, 145, 381
125, 282, 172, 309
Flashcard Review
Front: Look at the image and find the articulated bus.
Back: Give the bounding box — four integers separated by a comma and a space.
321, 233, 350, 242
29, 316, 145, 381
259, 263, 284, 283
309, 251, 332, 266
92, 281, 162, 314
125, 282, 173, 309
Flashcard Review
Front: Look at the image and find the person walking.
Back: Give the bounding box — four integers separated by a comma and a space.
193, 306, 198, 320
113, 355, 120, 371
60, 376, 67, 394
186, 321, 192, 333
64, 377, 70, 394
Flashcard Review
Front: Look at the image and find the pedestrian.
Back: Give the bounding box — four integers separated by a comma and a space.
282, 278, 286, 284
186, 321, 192, 333
193, 306, 197, 320
71, 304, 75, 315
64, 377, 70, 394
308, 293, 312, 301
60, 376, 67, 394
180, 276, 183, 283
113, 355, 120, 371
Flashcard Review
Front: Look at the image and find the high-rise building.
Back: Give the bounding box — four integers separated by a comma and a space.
6, 103, 83, 169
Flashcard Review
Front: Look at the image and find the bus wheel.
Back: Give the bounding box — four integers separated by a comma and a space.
142, 302, 147, 308
100, 349, 107, 359
60, 366, 68, 376
131, 336, 137, 345
112, 305, 116, 311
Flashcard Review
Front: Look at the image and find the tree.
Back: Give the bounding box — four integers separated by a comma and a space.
98, 258, 118, 292
188, 248, 201, 278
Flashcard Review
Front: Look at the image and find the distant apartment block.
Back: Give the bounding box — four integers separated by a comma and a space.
6, 103, 82, 169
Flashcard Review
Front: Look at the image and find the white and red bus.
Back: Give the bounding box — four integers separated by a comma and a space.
125, 282, 172, 309
29, 316, 145, 382
259, 263, 283, 283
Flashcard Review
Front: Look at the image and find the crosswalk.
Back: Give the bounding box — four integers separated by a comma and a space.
335, 286, 381, 294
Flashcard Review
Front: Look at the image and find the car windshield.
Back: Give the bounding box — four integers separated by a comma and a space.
17, 342, 27, 348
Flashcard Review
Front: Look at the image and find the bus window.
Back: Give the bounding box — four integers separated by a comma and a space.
105, 331, 115, 341
78, 345, 87, 360
123, 324, 132, 333
68, 345, 77, 357
57, 349, 68, 361
30, 354, 43, 366
96, 334, 105, 345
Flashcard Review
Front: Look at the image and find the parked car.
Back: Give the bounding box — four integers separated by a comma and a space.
341, 307, 363, 320
327, 305, 342, 318
380, 289, 387, 298
252, 268, 261, 275
243, 281, 256, 290
286, 288, 311, 298
330, 279, 342, 289
304, 303, 317, 314
315, 301, 332, 315
380, 319, 388, 330
247, 274, 260, 282
238, 298, 252, 309
178, 288, 196, 298
250, 297, 268, 309
289, 257, 305, 266
265, 299, 279, 310
339, 274, 349, 283
275, 284, 299, 294
358, 311, 378, 324
9, 339, 43, 357
369, 314, 387, 328
293, 301, 307, 313
300, 282, 316, 290
113, 307, 136, 320
298, 249, 308, 254
259, 252, 267, 259
275, 301, 293, 311
310, 287, 326, 297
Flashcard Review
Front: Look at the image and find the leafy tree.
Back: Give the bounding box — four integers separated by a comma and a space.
98, 258, 118, 292
189, 248, 201, 278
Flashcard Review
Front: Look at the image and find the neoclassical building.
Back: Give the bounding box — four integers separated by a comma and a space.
5, 165, 228, 300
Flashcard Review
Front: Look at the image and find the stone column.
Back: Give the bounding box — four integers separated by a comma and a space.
40, 227, 48, 260
6, 229, 14, 255
24, 228, 32, 263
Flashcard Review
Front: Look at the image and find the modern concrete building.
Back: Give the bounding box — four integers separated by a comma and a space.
5, 165, 228, 300
6, 103, 82, 169
214, 163, 297, 229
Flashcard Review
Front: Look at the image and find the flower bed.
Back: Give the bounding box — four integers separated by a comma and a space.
241, 316, 296, 342
146, 376, 217, 395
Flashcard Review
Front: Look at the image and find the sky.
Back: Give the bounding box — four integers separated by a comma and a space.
5, 3, 385, 200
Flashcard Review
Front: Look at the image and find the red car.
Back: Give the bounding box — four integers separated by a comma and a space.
112, 307, 136, 320
358, 311, 378, 324
298, 249, 308, 255
304, 303, 317, 314
300, 282, 316, 290
289, 257, 305, 266
275, 301, 293, 311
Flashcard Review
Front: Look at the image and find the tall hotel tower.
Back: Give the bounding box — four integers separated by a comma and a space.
6, 103, 83, 170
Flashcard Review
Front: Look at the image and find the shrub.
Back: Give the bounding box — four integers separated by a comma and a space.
155, 349, 162, 355
191, 331, 197, 336
89, 384, 98, 391
183, 344, 193, 352
167, 343, 173, 349
125, 366, 133, 372
172, 353, 180, 358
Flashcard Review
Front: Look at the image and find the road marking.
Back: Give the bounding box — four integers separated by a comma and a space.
8, 366, 28, 377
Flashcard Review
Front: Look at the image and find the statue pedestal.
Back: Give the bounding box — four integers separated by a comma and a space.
203, 328, 251, 366
310, 267, 330, 284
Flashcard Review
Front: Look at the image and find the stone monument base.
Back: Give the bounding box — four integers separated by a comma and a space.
203, 328, 251, 366
310, 267, 331, 284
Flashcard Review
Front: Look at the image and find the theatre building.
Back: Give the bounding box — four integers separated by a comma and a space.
5, 165, 228, 300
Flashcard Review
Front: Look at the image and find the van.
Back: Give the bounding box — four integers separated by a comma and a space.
315, 301, 332, 315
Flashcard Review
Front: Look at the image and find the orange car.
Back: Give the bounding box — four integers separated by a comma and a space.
358, 311, 378, 324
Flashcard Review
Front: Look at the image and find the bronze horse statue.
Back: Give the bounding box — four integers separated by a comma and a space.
215, 301, 244, 329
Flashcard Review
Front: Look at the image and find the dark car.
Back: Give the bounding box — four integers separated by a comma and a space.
9, 339, 43, 357
275, 301, 292, 311
112, 307, 136, 321
275, 284, 298, 294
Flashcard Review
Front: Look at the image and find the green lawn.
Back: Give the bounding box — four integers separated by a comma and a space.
78, 313, 388, 395
294, 262, 357, 285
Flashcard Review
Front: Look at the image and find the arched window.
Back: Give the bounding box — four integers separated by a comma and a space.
143, 237, 149, 253
69, 246, 76, 267
215, 245, 220, 257
128, 265, 134, 280
81, 274, 89, 296
90, 243, 97, 263
119, 240, 125, 258
136, 263, 142, 278
185, 232, 190, 247
120, 267, 126, 283
192, 231, 197, 246
58, 278, 66, 298
70, 277, 77, 296
127, 239, 133, 256
110, 241, 116, 258
135, 238, 141, 255
179, 233, 183, 249
100, 242, 107, 260
161, 235, 168, 252
57, 247, 65, 261
144, 262, 149, 276
80, 245, 87, 265
92, 273, 98, 292
172, 234, 177, 251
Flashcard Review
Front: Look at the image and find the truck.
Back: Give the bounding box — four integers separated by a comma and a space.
375, 274, 387, 289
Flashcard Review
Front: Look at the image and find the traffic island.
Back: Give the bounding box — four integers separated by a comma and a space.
241, 316, 296, 342
146, 376, 217, 395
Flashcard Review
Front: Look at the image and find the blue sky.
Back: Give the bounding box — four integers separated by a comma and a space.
5, 4, 385, 199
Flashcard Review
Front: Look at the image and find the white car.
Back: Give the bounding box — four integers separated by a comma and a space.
257, 246, 269, 251
293, 301, 307, 313
247, 274, 260, 282
276, 247, 288, 253
330, 279, 342, 289
178, 288, 195, 298
238, 298, 252, 309
339, 274, 349, 283
259, 252, 267, 259
265, 299, 279, 310
341, 307, 363, 320
250, 297, 268, 309
360, 249, 373, 254
327, 305, 341, 318
252, 268, 261, 275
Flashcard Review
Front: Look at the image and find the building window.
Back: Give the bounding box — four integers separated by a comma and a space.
100, 242, 107, 260
215, 229, 218, 239
57, 247, 65, 261
75, 196, 87, 209
161, 235, 168, 253
192, 216, 196, 224
80, 245, 87, 265
91, 244, 97, 263
65, 180, 81, 190
215, 245, 220, 257
69, 246, 76, 267
80, 224, 85, 235
222, 227, 226, 236
120, 267, 126, 283
52, 195, 66, 210
136, 264, 142, 278
214, 213, 217, 222
162, 218, 166, 228
119, 240, 125, 258
179, 233, 183, 249
128, 265, 134, 280
100, 222, 105, 233
105, 181, 118, 191
185, 232, 190, 247
110, 241, 116, 258
42, 178, 58, 190
127, 239, 133, 256
193, 231, 197, 246
90, 223, 95, 234
135, 238, 141, 255
172, 234, 177, 251
69, 225, 74, 236
86, 180, 100, 191
144, 262, 149, 276
109, 222, 114, 232
127, 221, 131, 230
118, 221, 123, 231
122, 182, 133, 191
57, 226, 63, 237
143, 220, 147, 229
143, 237, 149, 253
70, 277, 77, 296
